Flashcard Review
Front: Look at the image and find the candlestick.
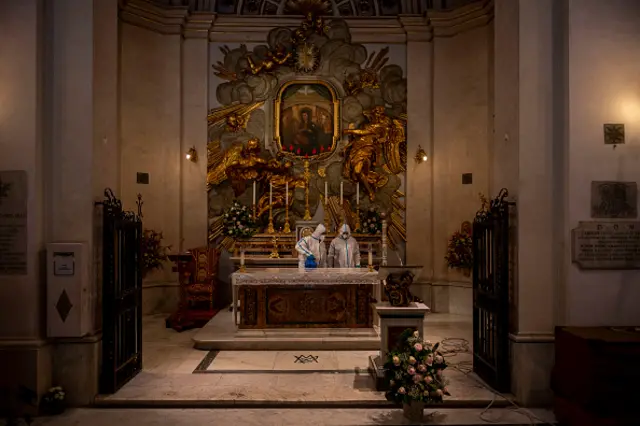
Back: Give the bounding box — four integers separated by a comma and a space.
253, 180, 256, 205
356, 182, 359, 205
303, 161, 312, 221
267, 181, 275, 233
324, 194, 332, 230
368, 243, 373, 272
239, 246, 246, 272
283, 182, 291, 233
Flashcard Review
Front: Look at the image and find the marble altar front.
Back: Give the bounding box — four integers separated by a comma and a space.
232, 268, 380, 329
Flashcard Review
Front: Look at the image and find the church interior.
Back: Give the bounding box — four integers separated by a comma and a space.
2, 0, 640, 425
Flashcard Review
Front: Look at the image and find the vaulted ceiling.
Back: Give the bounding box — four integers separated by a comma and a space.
149, 0, 480, 16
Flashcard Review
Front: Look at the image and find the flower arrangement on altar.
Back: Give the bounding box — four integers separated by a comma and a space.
384, 329, 450, 405
444, 221, 473, 273
142, 229, 171, 278
356, 207, 382, 235
223, 201, 257, 239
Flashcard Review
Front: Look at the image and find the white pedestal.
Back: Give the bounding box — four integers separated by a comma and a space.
368, 302, 430, 390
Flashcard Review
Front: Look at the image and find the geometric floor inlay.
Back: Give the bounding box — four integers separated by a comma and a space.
194, 350, 377, 374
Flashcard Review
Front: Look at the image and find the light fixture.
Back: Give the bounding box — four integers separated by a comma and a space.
415, 145, 428, 164
185, 146, 198, 163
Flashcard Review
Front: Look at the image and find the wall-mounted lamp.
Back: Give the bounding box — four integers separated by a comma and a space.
414, 145, 428, 164
185, 146, 198, 163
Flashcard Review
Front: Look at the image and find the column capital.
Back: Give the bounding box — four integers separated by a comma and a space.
427, 0, 493, 38
398, 15, 433, 42
184, 13, 216, 39
120, 0, 188, 35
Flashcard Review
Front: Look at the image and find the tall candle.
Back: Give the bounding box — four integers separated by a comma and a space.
269, 182, 273, 206
356, 183, 359, 205
252, 180, 256, 205
285, 181, 289, 206
340, 181, 344, 205
240, 248, 245, 267
325, 181, 328, 202
368, 244, 373, 267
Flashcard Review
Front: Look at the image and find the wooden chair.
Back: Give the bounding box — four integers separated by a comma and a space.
166, 246, 220, 331
185, 246, 220, 311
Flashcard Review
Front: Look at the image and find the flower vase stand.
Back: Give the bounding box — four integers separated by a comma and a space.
368, 302, 430, 391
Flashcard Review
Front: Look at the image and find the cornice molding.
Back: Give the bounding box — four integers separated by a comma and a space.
119, 0, 492, 41
428, 0, 494, 37
210, 15, 407, 44
399, 15, 432, 42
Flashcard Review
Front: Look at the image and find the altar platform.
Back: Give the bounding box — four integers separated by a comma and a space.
192, 308, 380, 350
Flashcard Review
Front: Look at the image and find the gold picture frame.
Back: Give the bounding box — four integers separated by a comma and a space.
274, 80, 340, 161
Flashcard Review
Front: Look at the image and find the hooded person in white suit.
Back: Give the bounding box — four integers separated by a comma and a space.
328, 223, 361, 268
295, 224, 327, 269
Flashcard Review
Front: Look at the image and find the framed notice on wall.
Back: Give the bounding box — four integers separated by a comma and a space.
53, 252, 75, 276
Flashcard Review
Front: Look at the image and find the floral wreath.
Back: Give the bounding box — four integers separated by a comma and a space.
223, 201, 257, 239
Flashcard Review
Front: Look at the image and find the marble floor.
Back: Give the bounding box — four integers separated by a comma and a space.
96, 313, 514, 408
193, 309, 380, 350
30, 407, 557, 425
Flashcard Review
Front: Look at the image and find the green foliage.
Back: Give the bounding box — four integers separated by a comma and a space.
142, 229, 171, 278
444, 230, 473, 270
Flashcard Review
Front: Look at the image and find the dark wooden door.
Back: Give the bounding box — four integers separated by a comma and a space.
99, 189, 143, 394
471, 188, 513, 392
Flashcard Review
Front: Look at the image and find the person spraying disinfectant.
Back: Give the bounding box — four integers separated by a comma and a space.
295, 224, 327, 270
328, 223, 361, 268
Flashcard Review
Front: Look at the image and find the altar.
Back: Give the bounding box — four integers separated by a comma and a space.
232, 268, 380, 329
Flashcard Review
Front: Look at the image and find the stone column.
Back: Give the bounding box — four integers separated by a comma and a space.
0, 0, 50, 409
46, 0, 113, 407
401, 16, 434, 304
181, 14, 215, 250
508, 0, 562, 406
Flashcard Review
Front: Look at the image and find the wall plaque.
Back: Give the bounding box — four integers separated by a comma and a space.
591, 181, 637, 218
0, 170, 28, 275
572, 221, 640, 270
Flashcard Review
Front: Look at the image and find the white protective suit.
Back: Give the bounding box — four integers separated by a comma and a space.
328, 224, 361, 268
295, 224, 327, 269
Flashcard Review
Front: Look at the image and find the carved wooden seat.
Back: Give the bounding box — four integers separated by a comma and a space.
166, 246, 221, 331
185, 246, 220, 311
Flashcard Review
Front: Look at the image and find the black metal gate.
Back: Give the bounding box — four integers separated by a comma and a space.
98, 189, 143, 394
472, 188, 513, 392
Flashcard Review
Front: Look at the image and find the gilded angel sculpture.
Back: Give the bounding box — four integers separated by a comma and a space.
206, 137, 268, 196
342, 106, 406, 201
245, 44, 292, 75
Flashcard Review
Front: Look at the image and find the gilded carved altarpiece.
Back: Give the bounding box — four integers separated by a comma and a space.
206, 11, 408, 255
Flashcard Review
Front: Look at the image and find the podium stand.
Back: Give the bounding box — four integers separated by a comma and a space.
368, 266, 430, 390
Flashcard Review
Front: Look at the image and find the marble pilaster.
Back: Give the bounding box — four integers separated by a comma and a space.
504, 0, 560, 406
401, 17, 434, 287
180, 15, 214, 251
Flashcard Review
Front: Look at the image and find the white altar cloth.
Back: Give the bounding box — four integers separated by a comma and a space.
231, 268, 381, 325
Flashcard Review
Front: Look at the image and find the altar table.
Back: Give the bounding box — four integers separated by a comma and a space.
232, 268, 380, 329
